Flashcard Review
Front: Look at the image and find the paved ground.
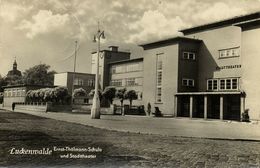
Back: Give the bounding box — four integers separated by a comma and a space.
7, 107, 260, 141
1, 109, 260, 167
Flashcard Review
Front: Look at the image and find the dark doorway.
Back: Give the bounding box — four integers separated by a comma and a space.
177, 96, 190, 117
192, 96, 204, 118
223, 95, 240, 121
207, 95, 220, 119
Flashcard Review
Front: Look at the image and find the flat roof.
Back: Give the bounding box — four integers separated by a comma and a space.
139, 36, 202, 50
108, 58, 143, 65
56, 72, 95, 76
3, 84, 55, 89
234, 18, 260, 30
175, 91, 242, 96
91, 49, 130, 54
180, 11, 260, 35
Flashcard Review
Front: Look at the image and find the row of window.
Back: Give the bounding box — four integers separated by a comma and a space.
156, 54, 163, 103
219, 47, 239, 58
182, 47, 240, 61
110, 78, 143, 87
111, 62, 143, 74
4, 89, 26, 97
73, 78, 95, 87
207, 78, 239, 91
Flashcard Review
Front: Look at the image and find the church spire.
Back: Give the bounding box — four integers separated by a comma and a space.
13, 57, 17, 70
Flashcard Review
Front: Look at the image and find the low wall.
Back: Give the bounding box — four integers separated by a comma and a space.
16, 103, 47, 112
15, 103, 72, 112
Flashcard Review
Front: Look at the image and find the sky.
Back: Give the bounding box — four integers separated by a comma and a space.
0, 0, 259, 77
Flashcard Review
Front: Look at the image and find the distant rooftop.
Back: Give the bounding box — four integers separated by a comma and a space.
180, 11, 260, 35
139, 36, 202, 50
56, 72, 94, 75
91, 46, 130, 54
108, 58, 143, 65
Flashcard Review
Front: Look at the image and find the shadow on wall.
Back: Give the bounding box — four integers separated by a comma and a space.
197, 42, 219, 91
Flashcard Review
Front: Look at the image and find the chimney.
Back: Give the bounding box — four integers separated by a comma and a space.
108, 46, 118, 52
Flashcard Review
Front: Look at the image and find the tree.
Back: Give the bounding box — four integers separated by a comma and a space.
23, 64, 56, 86
116, 88, 127, 107
124, 90, 138, 108
73, 88, 87, 97
102, 86, 116, 104
25, 87, 70, 104
4, 75, 23, 86
0, 75, 7, 92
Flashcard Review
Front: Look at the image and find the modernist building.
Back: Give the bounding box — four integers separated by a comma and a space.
91, 46, 131, 90
91, 46, 144, 105
139, 11, 260, 120
108, 58, 143, 102
54, 72, 95, 103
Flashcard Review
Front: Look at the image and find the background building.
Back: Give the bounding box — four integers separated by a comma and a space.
54, 72, 95, 103
91, 46, 130, 90
3, 85, 48, 107
108, 58, 143, 105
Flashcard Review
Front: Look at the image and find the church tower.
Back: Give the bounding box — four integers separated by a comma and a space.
7, 59, 22, 77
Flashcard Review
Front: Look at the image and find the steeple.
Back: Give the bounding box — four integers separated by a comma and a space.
13, 58, 17, 70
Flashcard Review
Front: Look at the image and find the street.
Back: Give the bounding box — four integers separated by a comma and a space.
0, 109, 260, 168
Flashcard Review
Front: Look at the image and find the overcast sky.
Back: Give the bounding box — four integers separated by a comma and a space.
0, 0, 259, 77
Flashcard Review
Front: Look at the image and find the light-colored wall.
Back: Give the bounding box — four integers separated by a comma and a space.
142, 44, 179, 115
54, 73, 68, 87
241, 26, 260, 120
185, 26, 242, 91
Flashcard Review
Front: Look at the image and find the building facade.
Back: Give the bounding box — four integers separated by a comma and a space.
91, 46, 130, 90
109, 58, 143, 103
3, 85, 49, 107
54, 72, 95, 103
139, 12, 260, 120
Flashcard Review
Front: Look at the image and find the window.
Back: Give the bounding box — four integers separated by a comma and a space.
74, 78, 84, 86
207, 79, 218, 91
183, 52, 196, 60
182, 79, 194, 87
232, 79, 238, 90
126, 78, 136, 86
226, 79, 231, 89
126, 63, 140, 72
110, 79, 123, 86
220, 80, 225, 90
219, 47, 240, 58
21, 89, 26, 96
17, 89, 21, 97
156, 54, 163, 103
88, 79, 94, 87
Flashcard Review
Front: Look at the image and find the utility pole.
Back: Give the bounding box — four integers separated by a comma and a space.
91, 22, 105, 119
71, 41, 78, 106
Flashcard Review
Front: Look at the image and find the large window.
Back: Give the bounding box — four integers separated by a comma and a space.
219, 47, 240, 58
156, 54, 163, 103
111, 62, 143, 74
207, 78, 239, 91
207, 79, 218, 90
